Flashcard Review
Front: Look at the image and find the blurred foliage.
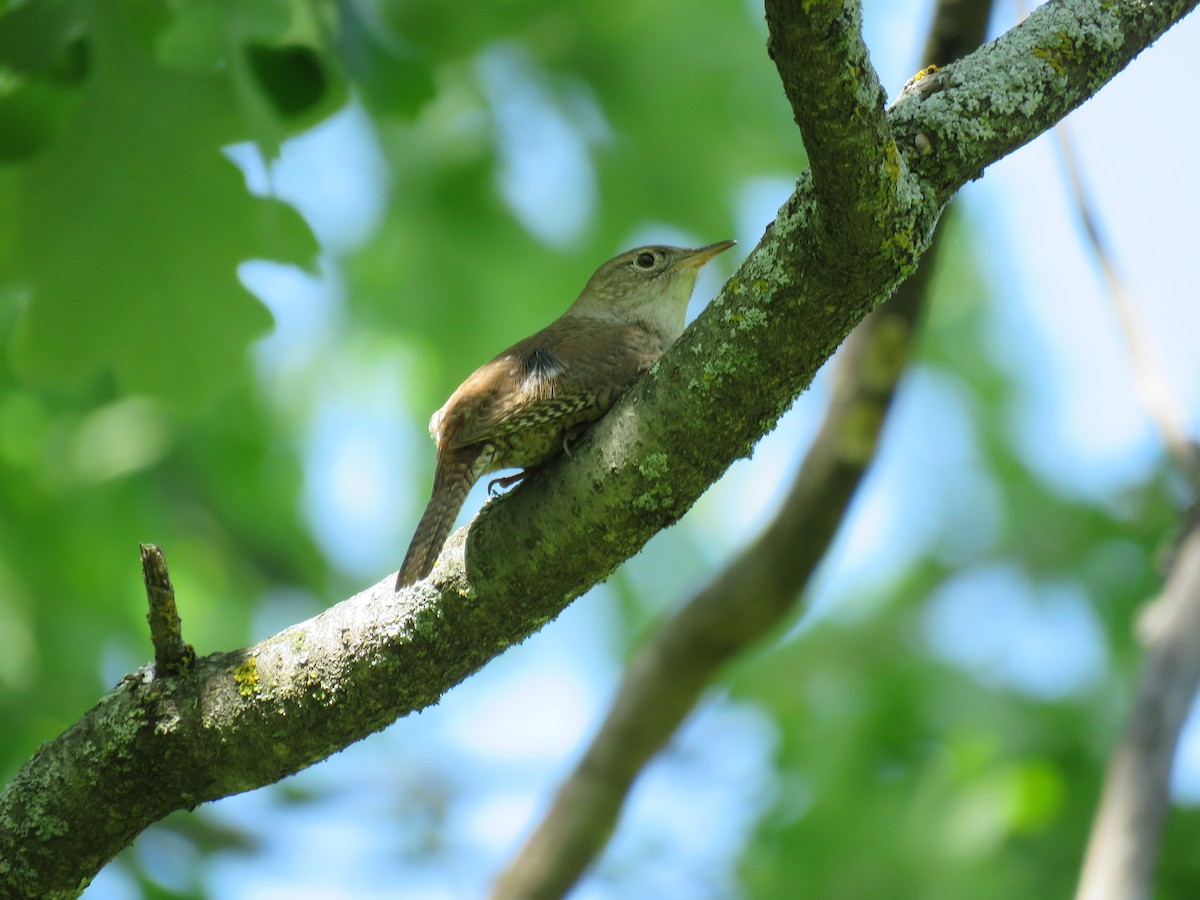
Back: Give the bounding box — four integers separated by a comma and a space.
730, 236, 1197, 897
0, 0, 1195, 898
0, 0, 331, 403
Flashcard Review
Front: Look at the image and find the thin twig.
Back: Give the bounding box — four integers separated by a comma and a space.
1054, 124, 1200, 486
140, 543, 192, 677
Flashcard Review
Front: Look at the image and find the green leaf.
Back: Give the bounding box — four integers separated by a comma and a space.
0, 0, 88, 78
0, 77, 81, 162
246, 42, 328, 118
335, 0, 434, 119
5, 3, 318, 406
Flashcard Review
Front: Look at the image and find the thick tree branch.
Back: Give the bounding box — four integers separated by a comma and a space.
492, 227, 933, 900
1, 0, 1195, 895
889, 0, 1199, 204
471, 0, 1197, 606
490, 4, 994, 895
764, 0, 899, 265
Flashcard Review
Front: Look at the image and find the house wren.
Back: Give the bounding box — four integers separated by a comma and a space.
394, 239, 735, 589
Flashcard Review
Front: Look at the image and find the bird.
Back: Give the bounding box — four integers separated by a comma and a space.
394, 239, 736, 589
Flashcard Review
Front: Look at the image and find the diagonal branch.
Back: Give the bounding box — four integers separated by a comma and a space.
490, 3, 995, 895
888, 0, 1200, 203
1, 0, 1196, 896
492, 228, 934, 900
470, 0, 1197, 607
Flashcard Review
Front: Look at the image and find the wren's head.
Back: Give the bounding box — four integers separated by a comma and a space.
567, 240, 736, 340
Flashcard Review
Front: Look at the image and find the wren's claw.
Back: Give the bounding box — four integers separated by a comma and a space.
488, 427, 587, 494
561, 424, 589, 458
487, 471, 528, 496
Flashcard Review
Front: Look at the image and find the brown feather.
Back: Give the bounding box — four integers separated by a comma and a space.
394, 240, 735, 589
442, 316, 664, 454
395, 446, 495, 588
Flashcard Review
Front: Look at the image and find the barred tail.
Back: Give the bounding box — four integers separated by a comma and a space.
395, 454, 484, 589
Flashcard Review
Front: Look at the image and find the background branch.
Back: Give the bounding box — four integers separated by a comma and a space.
1076, 515, 1200, 900
1053, 125, 1200, 484
1055, 73, 1200, 899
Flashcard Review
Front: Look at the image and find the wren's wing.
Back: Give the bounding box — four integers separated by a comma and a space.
441, 316, 663, 451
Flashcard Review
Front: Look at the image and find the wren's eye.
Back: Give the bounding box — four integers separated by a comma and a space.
634, 251, 657, 269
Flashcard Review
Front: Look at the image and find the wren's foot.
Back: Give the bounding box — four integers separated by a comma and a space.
561, 423, 590, 458
487, 470, 530, 497
486, 426, 592, 496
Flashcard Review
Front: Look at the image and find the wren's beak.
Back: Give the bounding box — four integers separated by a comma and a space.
672, 239, 737, 271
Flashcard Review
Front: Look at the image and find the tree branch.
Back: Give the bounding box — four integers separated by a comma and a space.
470, 0, 1197, 606
764, 0, 898, 263
2, 0, 1195, 895
889, 0, 1199, 203
1053, 124, 1200, 485
490, 3, 994, 895
921, 0, 995, 67
492, 220, 934, 900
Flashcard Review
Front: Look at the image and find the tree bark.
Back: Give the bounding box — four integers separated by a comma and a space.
490, 1, 996, 894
